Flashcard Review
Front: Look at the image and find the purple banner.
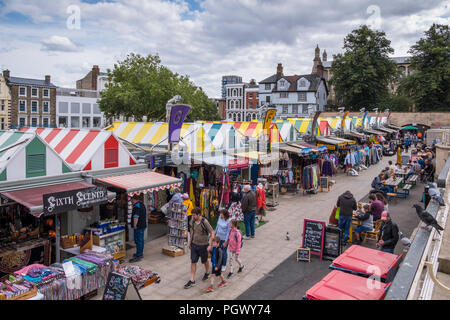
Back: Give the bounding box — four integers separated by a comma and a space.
168, 104, 191, 143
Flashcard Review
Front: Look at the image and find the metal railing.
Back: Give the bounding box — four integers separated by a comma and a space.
385, 155, 450, 300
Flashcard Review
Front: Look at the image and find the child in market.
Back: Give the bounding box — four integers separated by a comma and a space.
205, 236, 227, 292
226, 219, 244, 279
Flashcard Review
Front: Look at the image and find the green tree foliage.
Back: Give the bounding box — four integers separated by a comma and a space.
378, 93, 414, 112
330, 25, 400, 111
398, 24, 450, 111
98, 53, 220, 121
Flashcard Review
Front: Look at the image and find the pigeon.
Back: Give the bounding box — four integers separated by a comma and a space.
399, 231, 411, 247
286, 232, 290, 241
428, 183, 445, 206
412, 204, 444, 234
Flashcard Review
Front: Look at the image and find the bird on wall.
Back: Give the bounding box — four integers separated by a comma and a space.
427, 183, 445, 206
412, 204, 444, 234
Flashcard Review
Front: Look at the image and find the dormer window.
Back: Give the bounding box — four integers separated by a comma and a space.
280, 80, 285, 87
300, 80, 306, 87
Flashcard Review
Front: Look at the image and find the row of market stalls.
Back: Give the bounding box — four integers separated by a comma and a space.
0, 113, 397, 299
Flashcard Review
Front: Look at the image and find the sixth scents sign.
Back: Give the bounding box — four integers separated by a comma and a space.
43, 186, 108, 215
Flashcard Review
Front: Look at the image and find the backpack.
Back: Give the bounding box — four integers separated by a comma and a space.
192, 217, 209, 237
234, 229, 244, 248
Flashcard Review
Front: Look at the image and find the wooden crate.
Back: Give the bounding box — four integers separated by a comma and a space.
112, 251, 126, 261
162, 248, 184, 257
0, 286, 37, 300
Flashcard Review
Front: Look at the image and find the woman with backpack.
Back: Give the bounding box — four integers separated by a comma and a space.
226, 219, 244, 279
215, 209, 231, 272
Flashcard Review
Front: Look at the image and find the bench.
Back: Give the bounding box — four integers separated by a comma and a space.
398, 184, 412, 197
387, 192, 400, 202
407, 175, 418, 186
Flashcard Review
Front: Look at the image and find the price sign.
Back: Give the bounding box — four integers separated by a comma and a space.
302, 219, 326, 260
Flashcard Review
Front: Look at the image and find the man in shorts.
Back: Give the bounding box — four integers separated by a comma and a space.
184, 207, 215, 289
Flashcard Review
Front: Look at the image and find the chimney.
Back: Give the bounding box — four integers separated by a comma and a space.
45, 75, 51, 83
276, 63, 283, 77
92, 65, 100, 91
2, 70, 10, 81
322, 50, 327, 62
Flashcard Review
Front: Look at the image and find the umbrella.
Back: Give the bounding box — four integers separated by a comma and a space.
401, 125, 418, 130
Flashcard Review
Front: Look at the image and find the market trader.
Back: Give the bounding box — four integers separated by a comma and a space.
129, 194, 147, 263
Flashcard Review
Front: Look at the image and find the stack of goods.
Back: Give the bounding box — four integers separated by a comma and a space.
167, 202, 188, 248
115, 265, 160, 289
89, 220, 126, 237
0, 274, 36, 300
15, 264, 64, 284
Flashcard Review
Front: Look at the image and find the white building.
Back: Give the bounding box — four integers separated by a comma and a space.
56, 88, 104, 129
225, 81, 260, 121
259, 63, 328, 120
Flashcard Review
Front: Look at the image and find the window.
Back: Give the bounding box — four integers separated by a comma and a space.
31, 101, 38, 113
280, 80, 285, 87
280, 92, 288, 98
248, 102, 252, 108
58, 116, 68, 128
58, 102, 69, 113
42, 101, 49, 113
298, 92, 306, 101
19, 117, 26, 126
93, 104, 101, 114
82, 103, 91, 114
93, 117, 101, 127
31, 87, 38, 97
0, 100, 4, 111
82, 117, 91, 128
299, 80, 306, 87
71, 116, 80, 128
43, 89, 49, 98
266, 96, 270, 103
292, 104, 298, 114
31, 117, 38, 127
256, 93, 259, 98
265, 84, 271, 90
71, 103, 80, 113
302, 105, 309, 114
19, 100, 27, 113
19, 87, 27, 96
43, 117, 49, 127
282, 106, 289, 114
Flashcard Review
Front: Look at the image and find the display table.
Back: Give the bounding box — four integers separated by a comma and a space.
61, 245, 106, 256
27, 291, 44, 300
0, 238, 51, 280
93, 229, 126, 261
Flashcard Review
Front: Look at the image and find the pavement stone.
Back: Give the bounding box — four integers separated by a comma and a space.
93, 155, 392, 300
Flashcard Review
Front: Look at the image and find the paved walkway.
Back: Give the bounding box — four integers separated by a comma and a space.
96, 155, 391, 300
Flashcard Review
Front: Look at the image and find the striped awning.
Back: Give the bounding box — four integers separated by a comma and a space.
19, 127, 136, 171
0, 131, 35, 172
95, 170, 182, 196
108, 122, 214, 153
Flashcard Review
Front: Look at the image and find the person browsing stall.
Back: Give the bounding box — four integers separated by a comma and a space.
184, 207, 215, 289
129, 195, 147, 263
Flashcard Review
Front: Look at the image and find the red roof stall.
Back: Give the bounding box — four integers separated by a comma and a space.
329, 245, 402, 283
304, 270, 390, 300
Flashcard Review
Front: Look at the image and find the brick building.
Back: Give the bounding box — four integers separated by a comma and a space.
76, 65, 108, 91
4, 70, 57, 128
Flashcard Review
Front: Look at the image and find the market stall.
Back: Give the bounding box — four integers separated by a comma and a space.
304, 270, 390, 300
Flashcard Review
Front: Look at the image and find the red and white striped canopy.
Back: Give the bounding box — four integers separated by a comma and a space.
19, 127, 137, 171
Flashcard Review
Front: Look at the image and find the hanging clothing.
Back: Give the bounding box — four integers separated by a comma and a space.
198, 167, 205, 187
229, 202, 244, 221
256, 184, 266, 216
219, 172, 230, 207
189, 178, 196, 207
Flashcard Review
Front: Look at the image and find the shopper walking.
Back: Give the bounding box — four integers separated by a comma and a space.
241, 185, 256, 240
226, 219, 244, 279
129, 194, 147, 263
215, 209, 231, 272
377, 211, 399, 254
184, 208, 215, 289
336, 190, 357, 245
205, 236, 227, 292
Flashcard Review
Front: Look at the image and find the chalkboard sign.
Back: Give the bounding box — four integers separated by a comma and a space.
401, 155, 410, 166
320, 177, 329, 192
297, 248, 310, 262
323, 226, 342, 261
302, 219, 326, 260
102, 272, 142, 300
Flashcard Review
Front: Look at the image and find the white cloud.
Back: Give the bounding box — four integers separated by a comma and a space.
41, 36, 81, 52
0, 0, 448, 97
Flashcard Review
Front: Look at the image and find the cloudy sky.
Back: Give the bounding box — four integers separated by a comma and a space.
0, 0, 448, 98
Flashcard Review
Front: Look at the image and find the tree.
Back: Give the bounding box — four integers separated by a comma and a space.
398, 24, 450, 111
378, 93, 414, 112
329, 25, 400, 111
98, 53, 220, 121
